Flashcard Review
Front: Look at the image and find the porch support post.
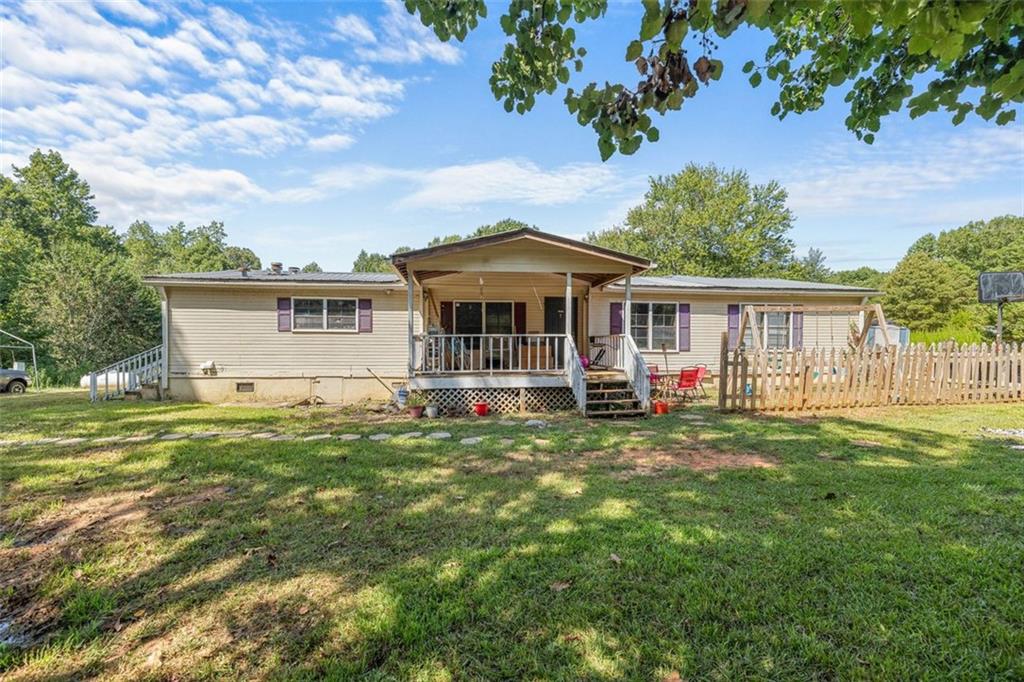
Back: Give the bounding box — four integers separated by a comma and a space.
407, 270, 415, 376
624, 272, 632, 338
565, 271, 573, 371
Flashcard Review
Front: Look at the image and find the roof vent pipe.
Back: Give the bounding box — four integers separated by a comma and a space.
270, 262, 283, 274
288, 266, 300, 274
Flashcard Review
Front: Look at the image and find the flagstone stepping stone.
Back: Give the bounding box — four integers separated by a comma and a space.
1010, 444, 1024, 451
525, 419, 548, 428
677, 414, 704, 420
336, 434, 362, 441
190, 432, 219, 439
270, 434, 295, 441
689, 421, 709, 426
93, 435, 124, 444
56, 437, 89, 446
460, 436, 484, 445
250, 432, 276, 439
160, 433, 189, 441
397, 431, 423, 439
32, 438, 61, 445
499, 438, 516, 447
533, 438, 551, 446
368, 433, 391, 441
498, 419, 518, 426
0, 440, 19, 448
629, 430, 658, 437
122, 435, 155, 443
303, 434, 332, 441
426, 432, 451, 440
219, 431, 250, 438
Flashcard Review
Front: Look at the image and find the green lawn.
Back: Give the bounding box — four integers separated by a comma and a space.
1, 392, 1022, 680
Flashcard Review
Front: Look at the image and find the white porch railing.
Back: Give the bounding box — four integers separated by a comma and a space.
418, 334, 567, 374
89, 345, 163, 402
589, 334, 625, 369
622, 334, 651, 410
565, 335, 587, 413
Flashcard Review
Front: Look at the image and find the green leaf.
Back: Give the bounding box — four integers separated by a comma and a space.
709, 59, 723, 80
749, 71, 762, 87
626, 40, 644, 61
640, 0, 665, 41
863, 133, 875, 144
646, 126, 660, 142
742, 60, 754, 74
577, 47, 587, 57
995, 109, 1016, 126
504, 98, 514, 113
598, 136, 616, 161
665, 18, 686, 48
907, 34, 931, 56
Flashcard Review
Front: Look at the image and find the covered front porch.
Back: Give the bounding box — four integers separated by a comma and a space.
391, 229, 653, 415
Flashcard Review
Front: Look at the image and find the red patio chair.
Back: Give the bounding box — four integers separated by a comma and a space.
694, 364, 708, 398
674, 366, 701, 401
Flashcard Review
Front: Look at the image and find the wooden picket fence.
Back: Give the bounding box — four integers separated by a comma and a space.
718, 334, 1024, 412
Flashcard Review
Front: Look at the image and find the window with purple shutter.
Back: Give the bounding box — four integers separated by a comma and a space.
727, 304, 740, 350
609, 302, 623, 335
277, 298, 291, 332
357, 299, 373, 333
678, 303, 691, 351
792, 311, 804, 349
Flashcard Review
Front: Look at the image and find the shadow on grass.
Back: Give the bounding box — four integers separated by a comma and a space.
1, 402, 1023, 679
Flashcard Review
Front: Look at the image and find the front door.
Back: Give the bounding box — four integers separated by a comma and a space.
544, 297, 578, 366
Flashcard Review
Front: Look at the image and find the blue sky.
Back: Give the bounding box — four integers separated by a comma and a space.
2, 0, 1022, 272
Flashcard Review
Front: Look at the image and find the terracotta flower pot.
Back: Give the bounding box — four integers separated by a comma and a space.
408, 406, 425, 418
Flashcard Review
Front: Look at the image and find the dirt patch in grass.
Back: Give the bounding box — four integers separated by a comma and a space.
580, 445, 779, 478
0, 485, 231, 649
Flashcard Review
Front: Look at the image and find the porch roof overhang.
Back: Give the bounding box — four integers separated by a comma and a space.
391, 228, 651, 288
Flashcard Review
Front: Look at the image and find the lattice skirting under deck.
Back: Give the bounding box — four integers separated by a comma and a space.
423, 387, 577, 415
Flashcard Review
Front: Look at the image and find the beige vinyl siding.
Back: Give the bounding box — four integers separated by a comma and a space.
588, 290, 867, 374
167, 285, 420, 379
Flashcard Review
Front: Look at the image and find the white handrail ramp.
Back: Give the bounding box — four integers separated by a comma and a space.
89, 345, 163, 402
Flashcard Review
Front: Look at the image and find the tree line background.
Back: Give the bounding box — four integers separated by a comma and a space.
2, 151, 1020, 385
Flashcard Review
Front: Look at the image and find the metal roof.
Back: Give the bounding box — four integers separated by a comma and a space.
143, 270, 402, 284
612, 274, 879, 294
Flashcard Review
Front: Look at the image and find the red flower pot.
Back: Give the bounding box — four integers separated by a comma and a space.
408, 406, 425, 418
473, 402, 489, 417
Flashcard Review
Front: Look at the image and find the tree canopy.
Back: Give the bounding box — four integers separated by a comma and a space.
587, 163, 799, 277
123, 220, 260, 274
406, 0, 1023, 159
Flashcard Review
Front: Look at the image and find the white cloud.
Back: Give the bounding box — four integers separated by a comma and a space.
179, 92, 235, 118
308, 133, 356, 152
782, 127, 1024, 218
94, 0, 161, 26
271, 158, 623, 209
332, 14, 376, 44
347, 0, 461, 65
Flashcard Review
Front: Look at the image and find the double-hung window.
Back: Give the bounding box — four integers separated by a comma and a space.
742, 308, 792, 348
292, 298, 357, 331
630, 302, 678, 351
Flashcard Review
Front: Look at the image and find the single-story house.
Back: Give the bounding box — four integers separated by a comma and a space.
143, 228, 879, 414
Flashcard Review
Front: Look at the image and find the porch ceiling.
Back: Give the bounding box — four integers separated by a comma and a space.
391, 228, 651, 288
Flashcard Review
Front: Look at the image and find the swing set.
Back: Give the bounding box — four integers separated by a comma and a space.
736, 303, 892, 352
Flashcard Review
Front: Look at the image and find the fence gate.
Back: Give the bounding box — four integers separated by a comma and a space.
718, 333, 1024, 412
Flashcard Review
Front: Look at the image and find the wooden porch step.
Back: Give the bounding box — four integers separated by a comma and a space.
586, 386, 633, 393
586, 398, 642, 405
586, 408, 647, 418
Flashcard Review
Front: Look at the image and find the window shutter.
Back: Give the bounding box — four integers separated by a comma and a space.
440, 301, 454, 333
678, 303, 691, 352
358, 299, 373, 333
514, 302, 526, 334
610, 302, 623, 335
727, 304, 740, 350
792, 311, 804, 349
277, 298, 291, 332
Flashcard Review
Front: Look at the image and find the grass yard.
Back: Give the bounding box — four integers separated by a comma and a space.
1, 392, 1023, 680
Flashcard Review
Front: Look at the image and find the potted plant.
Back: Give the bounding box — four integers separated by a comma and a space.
407, 392, 426, 418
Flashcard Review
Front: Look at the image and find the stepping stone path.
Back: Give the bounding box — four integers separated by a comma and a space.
0, 440, 19, 448
303, 434, 332, 441
270, 434, 295, 441
368, 433, 391, 441
56, 437, 88, 446
498, 420, 517, 426
397, 432, 423, 439
190, 432, 219, 440
93, 435, 124, 444
122, 435, 154, 443
33, 438, 61, 445
1010, 444, 1024, 451
159, 433, 189, 441
250, 432, 276, 440
336, 434, 362, 441
427, 432, 451, 440
219, 431, 250, 438
533, 438, 551, 446
460, 436, 484, 445
499, 438, 516, 447
629, 430, 657, 437
525, 419, 548, 428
